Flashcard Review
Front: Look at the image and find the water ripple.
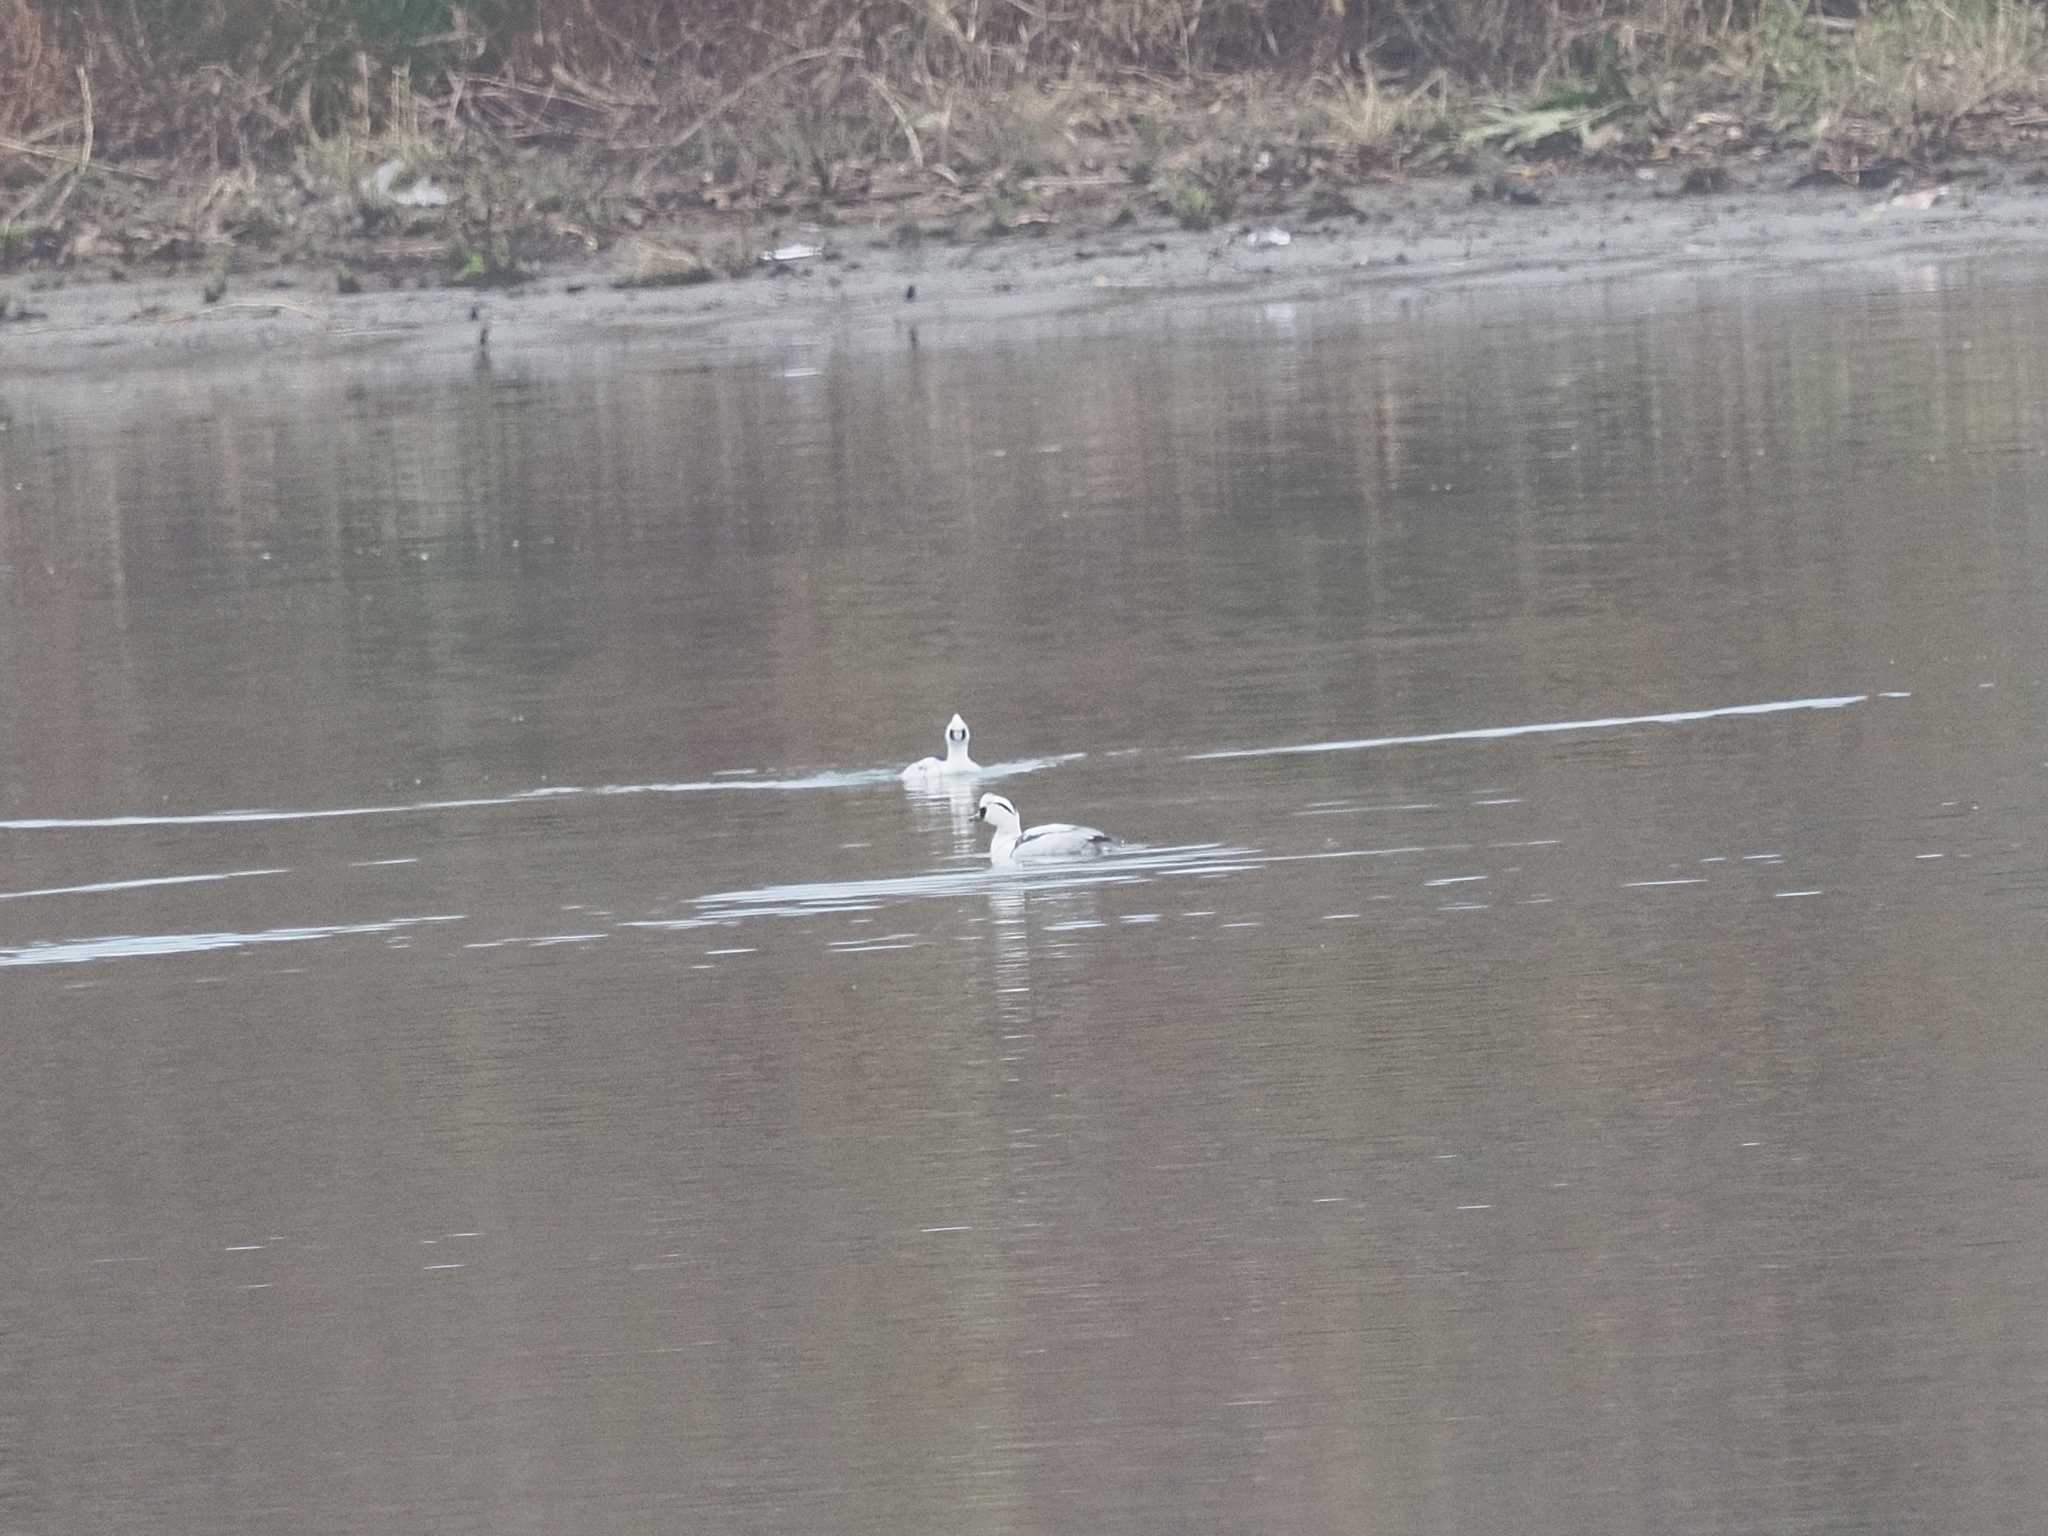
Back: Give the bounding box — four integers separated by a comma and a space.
0, 755, 1084, 833
0, 867, 290, 902
0, 914, 466, 968
680, 843, 1259, 925
1189, 692, 1869, 761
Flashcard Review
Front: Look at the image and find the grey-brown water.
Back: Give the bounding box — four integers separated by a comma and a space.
5, 267, 2048, 1533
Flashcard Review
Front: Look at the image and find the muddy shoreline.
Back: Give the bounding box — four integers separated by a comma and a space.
4, 155, 2041, 374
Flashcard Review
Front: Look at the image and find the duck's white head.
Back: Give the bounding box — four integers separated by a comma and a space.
975, 792, 1019, 833
945, 713, 971, 757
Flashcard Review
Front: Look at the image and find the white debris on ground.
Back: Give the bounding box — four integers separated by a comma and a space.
365, 159, 450, 209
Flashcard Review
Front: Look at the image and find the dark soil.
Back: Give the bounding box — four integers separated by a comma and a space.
3, 153, 2040, 375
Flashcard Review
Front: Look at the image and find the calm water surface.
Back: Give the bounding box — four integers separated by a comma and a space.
4, 265, 2048, 1533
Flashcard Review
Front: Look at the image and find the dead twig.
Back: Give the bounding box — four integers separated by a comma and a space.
863, 71, 924, 166
549, 64, 656, 112
153, 298, 327, 325
46, 66, 92, 219
19, 114, 85, 147
0, 133, 80, 166
460, 71, 629, 143
2, 68, 106, 227
627, 45, 861, 194
467, 71, 613, 115
203, 298, 325, 321
0, 137, 153, 179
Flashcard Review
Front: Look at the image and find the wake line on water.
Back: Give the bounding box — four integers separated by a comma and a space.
660, 843, 1261, 926
0, 693, 1865, 830
0, 867, 289, 902
1187, 693, 1869, 761
0, 755, 1080, 833
0, 914, 465, 969
0, 789, 581, 831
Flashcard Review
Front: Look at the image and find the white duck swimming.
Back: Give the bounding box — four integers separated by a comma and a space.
901, 713, 980, 779
975, 792, 1112, 864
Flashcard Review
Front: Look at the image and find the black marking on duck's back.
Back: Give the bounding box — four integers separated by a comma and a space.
1016, 825, 1108, 851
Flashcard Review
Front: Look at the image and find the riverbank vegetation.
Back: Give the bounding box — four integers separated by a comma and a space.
3, 0, 2044, 278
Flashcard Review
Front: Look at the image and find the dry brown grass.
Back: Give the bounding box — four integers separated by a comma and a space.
0, 0, 77, 141
10, 0, 2041, 173
6, 0, 2048, 269
1762, 0, 2046, 156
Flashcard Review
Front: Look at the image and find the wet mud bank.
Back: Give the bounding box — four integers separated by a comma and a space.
5, 158, 2045, 376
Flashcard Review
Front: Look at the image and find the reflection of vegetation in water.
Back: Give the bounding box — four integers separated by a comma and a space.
6, 274, 2044, 756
